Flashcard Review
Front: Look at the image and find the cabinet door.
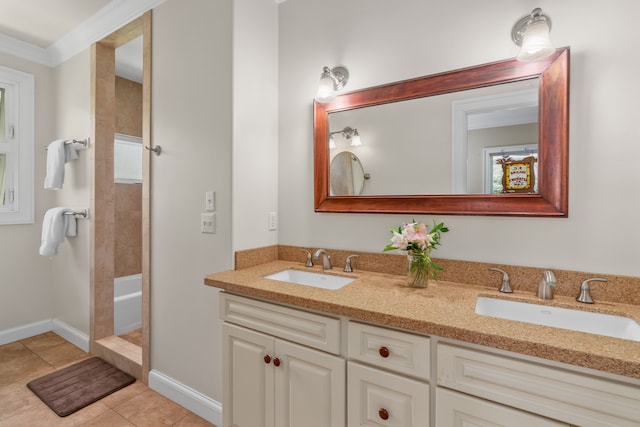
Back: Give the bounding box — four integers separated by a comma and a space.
348, 361, 429, 427
436, 388, 568, 427
223, 323, 275, 427
275, 339, 346, 427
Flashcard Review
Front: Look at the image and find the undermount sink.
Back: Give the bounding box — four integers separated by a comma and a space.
265, 269, 354, 290
475, 296, 640, 342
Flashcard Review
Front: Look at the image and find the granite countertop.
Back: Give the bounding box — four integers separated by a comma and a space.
204, 260, 640, 381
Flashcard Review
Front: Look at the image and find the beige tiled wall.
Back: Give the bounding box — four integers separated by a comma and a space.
115, 183, 142, 278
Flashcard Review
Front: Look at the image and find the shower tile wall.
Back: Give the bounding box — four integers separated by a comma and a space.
115, 183, 142, 277
115, 76, 142, 279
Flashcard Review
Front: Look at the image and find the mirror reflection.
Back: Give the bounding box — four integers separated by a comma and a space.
328, 79, 539, 196
330, 151, 367, 196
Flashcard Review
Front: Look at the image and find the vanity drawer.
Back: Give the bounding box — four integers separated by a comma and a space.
219, 292, 340, 355
436, 388, 567, 427
348, 361, 429, 427
348, 321, 430, 380
437, 343, 640, 427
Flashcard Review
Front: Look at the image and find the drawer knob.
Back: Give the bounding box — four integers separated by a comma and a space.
378, 346, 390, 358
273, 357, 281, 367
378, 408, 389, 420
264, 354, 271, 364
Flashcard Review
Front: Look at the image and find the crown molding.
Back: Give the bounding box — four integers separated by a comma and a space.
0, 0, 167, 67
0, 33, 51, 65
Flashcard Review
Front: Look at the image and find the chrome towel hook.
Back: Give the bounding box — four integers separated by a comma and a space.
145, 145, 162, 156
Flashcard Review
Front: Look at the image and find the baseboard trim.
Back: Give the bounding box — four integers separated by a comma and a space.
148, 369, 222, 426
51, 318, 90, 352
0, 319, 52, 345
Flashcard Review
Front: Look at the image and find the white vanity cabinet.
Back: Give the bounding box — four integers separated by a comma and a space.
219, 291, 640, 427
347, 321, 430, 426
220, 293, 345, 427
437, 343, 640, 427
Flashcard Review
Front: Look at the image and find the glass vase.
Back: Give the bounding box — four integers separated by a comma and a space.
407, 252, 430, 288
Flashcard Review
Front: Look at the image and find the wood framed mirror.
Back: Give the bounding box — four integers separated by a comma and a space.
314, 47, 569, 216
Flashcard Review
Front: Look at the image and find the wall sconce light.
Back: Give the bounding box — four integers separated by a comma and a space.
329, 127, 362, 147
315, 66, 349, 103
511, 8, 554, 62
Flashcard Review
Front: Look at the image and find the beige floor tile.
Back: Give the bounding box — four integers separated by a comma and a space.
118, 329, 142, 347
0, 381, 43, 421
19, 332, 67, 353
113, 389, 189, 426
35, 342, 90, 368
0, 342, 30, 363
2, 333, 216, 426
80, 409, 134, 426
0, 347, 52, 387
0, 401, 77, 427
99, 380, 147, 408
174, 412, 216, 426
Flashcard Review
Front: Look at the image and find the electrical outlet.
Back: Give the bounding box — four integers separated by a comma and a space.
205, 191, 215, 211
201, 212, 215, 233
268, 211, 277, 231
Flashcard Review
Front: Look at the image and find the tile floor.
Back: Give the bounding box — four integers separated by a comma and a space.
0, 332, 215, 426
119, 329, 143, 347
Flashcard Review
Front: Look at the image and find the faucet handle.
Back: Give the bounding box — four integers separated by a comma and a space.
537, 269, 557, 300
489, 268, 512, 293
576, 278, 607, 304
300, 250, 313, 267
344, 255, 359, 273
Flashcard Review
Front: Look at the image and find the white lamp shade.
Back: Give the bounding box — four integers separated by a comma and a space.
350, 130, 362, 146
517, 20, 554, 61
315, 75, 336, 102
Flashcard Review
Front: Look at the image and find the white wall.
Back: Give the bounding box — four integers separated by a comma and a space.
232, 0, 279, 251
50, 49, 92, 336
0, 52, 55, 334
150, 0, 233, 402
278, 0, 640, 277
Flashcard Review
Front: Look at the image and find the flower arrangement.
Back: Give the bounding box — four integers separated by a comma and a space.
384, 220, 449, 287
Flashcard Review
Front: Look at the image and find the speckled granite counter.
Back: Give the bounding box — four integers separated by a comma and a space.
205, 260, 640, 381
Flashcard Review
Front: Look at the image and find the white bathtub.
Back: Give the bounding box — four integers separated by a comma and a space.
114, 273, 142, 336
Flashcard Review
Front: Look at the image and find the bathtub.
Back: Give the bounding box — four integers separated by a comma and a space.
114, 273, 142, 336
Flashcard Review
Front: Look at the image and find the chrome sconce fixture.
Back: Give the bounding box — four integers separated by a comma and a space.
315, 66, 349, 103
511, 8, 554, 62
329, 126, 362, 148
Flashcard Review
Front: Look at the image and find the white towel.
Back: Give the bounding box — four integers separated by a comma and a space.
39, 208, 77, 257
44, 140, 84, 189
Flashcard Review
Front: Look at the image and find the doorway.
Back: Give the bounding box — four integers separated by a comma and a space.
90, 12, 151, 383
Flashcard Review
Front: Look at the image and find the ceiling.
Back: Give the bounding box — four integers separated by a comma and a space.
0, 0, 153, 82
0, 0, 112, 48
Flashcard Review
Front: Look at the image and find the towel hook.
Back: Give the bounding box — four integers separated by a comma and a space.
145, 145, 162, 156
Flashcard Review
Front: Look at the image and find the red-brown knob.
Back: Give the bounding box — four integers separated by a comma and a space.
264, 354, 271, 364
378, 408, 389, 420
379, 346, 390, 358
273, 357, 281, 367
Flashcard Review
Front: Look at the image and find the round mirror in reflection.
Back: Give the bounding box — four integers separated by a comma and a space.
330, 151, 366, 196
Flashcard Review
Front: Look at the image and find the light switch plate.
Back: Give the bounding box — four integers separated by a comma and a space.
201, 212, 215, 233
205, 191, 215, 211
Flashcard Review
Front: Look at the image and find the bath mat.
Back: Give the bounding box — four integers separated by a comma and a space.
27, 357, 135, 417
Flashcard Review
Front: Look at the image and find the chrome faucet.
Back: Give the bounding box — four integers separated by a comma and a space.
576, 278, 607, 304
488, 268, 512, 293
537, 270, 556, 300
313, 249, 332, 270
